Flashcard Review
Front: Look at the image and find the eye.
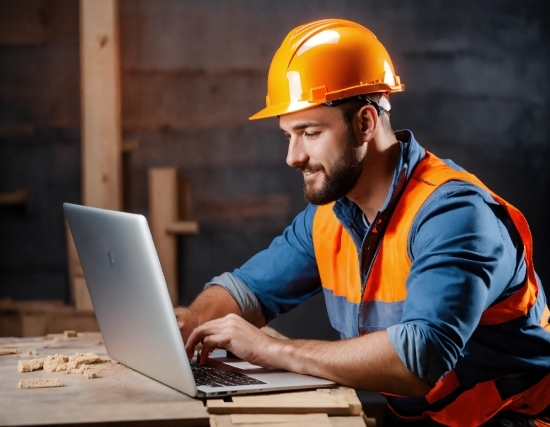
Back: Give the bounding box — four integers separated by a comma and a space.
304, 131, 320, 139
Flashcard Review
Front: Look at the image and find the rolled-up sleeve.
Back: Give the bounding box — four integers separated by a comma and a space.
387, 182, 525, 384
207, 204, 322, 323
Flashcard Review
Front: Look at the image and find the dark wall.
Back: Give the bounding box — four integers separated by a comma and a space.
1, 0, 549, 340
0, 0, 80, 301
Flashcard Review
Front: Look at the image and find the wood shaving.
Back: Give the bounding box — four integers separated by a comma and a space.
0, 347, 21, 355
17, 358, 45, 373
18, 378, 63, 389
63, 330, 76, 338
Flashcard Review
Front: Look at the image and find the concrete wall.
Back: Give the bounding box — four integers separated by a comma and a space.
1, 0, 549, 340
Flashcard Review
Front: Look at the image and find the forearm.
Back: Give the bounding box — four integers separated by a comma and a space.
188, 285, 246, 324
266, 330, 431, 397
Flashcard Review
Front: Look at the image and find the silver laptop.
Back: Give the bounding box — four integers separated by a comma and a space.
63, 203, 334, 398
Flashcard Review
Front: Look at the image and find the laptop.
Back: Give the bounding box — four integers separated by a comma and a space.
63, 203, 335, 398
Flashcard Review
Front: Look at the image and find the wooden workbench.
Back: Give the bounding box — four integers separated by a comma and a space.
0, 334, 371, 426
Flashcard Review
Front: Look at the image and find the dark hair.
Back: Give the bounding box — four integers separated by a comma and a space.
335, 93, 392, 133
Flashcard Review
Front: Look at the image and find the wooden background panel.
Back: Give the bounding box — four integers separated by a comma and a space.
0, 0, 79, 46
122, 71, 267, 131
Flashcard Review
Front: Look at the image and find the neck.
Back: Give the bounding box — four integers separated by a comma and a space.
347, 132, 400, 223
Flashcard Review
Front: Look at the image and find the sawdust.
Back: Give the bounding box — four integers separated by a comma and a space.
44, 354, 69, 372
17, 358, 45, 373
18, 378, 63, 389
18, 353, 104, 379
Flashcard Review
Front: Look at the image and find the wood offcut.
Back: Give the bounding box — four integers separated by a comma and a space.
207, 388, 361, 416
18, 378, 63, 389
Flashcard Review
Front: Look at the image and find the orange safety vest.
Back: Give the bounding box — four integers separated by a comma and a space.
313, 150, 550, 426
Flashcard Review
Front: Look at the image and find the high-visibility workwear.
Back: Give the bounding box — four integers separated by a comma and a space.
249, 19, 404, 120
208, 131, 550, 425
312, 149, 550, 426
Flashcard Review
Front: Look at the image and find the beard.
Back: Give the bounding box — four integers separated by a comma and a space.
295, 130, 363, 205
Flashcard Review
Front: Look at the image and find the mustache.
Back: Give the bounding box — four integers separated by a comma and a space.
294, 163, 325, 174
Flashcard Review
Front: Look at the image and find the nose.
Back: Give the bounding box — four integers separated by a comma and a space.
286, 136, 309, 167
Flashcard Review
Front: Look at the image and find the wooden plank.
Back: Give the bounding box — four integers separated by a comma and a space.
149, 168, 179, 306
207, 389, 353, 415
210, 413, 332, 427
0, 189, 28, 205
166, 221, 199, 235
317, 387, 362, 415
74, 0, 122, 310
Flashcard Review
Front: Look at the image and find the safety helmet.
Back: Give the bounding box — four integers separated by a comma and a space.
250, 19, 404, 120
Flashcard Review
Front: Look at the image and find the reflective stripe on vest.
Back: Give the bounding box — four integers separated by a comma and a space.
312, 150, 549, 424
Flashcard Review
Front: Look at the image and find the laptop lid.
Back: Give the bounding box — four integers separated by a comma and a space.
64, 203, 199, 396
63, 203, 334, 397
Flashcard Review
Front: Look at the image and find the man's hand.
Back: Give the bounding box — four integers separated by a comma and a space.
185, 313, 275, 366
174, 285, 247, 346
174, 306, 199, 343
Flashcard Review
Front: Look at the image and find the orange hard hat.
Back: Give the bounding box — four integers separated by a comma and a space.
250, 19, 404, 120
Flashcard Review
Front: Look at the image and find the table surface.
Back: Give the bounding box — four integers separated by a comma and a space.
0, 334, 368, 427
0, 333, 208, 426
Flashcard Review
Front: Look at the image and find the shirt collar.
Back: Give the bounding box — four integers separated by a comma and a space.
332, 129, 425, 230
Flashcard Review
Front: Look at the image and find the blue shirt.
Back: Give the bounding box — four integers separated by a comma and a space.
206, 130, 550, 387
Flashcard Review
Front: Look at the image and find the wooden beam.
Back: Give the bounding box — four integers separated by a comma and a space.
72, 0, 122, 311
166, 221, 199, 235
80, 0, 122, 210
149, 168, 179, 306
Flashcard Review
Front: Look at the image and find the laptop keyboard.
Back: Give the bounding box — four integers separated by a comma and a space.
190, 360, 267, 387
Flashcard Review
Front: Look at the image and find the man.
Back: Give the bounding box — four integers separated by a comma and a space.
176, 19, 550, 426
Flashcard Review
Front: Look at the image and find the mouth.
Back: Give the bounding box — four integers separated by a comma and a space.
296, 164, 324, 176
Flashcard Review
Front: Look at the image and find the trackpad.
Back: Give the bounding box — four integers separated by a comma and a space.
222, 361, 263, 370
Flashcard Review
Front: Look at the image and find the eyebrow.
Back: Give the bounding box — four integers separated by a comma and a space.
280, 121, 326, 133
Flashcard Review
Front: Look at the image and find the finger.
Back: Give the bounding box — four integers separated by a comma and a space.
185, 317, 237, 358
185, 323, 221, 358
200, 334, 227, 364
185, 328, 202, 359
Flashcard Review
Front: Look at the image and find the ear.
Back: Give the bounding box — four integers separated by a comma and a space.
357, 104, 378, 143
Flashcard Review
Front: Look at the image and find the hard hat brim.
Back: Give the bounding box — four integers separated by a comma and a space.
249, 81, 405, 120
249, 100, 319, 120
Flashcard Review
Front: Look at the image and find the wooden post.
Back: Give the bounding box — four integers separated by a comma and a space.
70, 0, 122, 310
149, 169, 199, 306
80, 0, 122, 209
